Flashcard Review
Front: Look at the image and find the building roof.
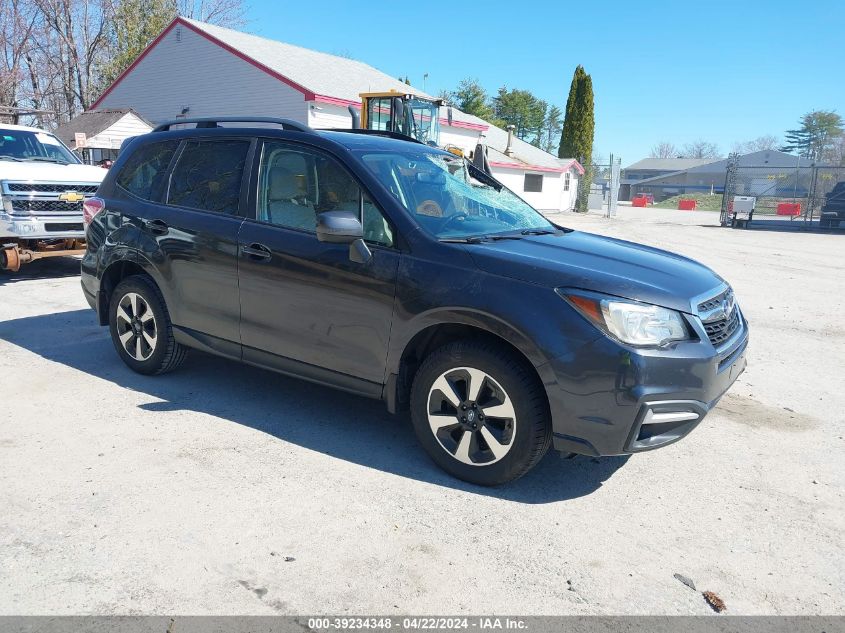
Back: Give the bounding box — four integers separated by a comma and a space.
685, 150, 814, 173
182, 19, 439, 107
623, 157, 714, 172
54, 108, 151, 145
632, 150, 814, 185
94, 17, 577, 174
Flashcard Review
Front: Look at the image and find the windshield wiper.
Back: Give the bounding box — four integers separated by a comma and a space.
439, 236, 488, 244
0, 155, 23, 162
487, 234, 526, 241
28, 157, 68, 164
520, 228, 558, 236
439, 233, 526, 244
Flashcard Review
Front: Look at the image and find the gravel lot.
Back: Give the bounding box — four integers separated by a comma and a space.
1, 207, 842, 615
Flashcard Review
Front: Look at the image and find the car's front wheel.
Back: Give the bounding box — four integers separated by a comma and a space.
410, 340, 551, 485
108, 275, 187, 375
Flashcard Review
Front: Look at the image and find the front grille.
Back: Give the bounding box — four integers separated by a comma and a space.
10, 199, 83, 214
698, 295, 722, 313
703, 308, 740, 346
6, 183, 98, 194
698, 287, 741, 347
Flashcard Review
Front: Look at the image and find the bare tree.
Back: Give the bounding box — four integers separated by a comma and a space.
177, 0, 246, 26
2, 0, 247, 128
32, 0, 109, 120
731, 134, 779, 154
649, 141, 678, 159
0, 0, 39, 123
680, 139, 721, 160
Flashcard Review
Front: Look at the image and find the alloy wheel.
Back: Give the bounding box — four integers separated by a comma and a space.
115, 292, 157, 361
427, 367, 517, 466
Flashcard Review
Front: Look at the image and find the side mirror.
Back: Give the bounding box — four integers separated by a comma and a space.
316, 211, 372, 264
316, 211, 363, 243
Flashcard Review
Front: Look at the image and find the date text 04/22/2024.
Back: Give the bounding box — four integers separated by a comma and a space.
306, 617, 528, 630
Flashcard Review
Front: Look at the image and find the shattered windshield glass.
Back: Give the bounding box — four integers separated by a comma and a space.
358, 149, 555, 240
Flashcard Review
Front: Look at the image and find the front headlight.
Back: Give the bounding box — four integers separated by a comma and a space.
557, 290, 689, 347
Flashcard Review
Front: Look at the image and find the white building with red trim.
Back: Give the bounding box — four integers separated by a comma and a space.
92, 17, 583, 212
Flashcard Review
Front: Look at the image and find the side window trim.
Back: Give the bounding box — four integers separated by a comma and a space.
250, 138, 398, 248
163, 139, 187, 205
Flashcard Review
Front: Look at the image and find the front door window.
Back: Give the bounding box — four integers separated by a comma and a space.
257, 142, 393, 247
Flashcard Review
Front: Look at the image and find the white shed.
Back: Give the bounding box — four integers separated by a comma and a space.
54, 108, 152, 165
93, 17, 582, 212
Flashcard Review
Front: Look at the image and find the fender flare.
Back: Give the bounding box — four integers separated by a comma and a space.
382, 308, 558, 413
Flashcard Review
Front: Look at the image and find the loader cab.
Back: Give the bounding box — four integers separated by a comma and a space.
360, 91, 442, 146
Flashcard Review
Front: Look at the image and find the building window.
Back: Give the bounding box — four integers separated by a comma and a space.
564, 172, 571, 191
524, 173, 543, 193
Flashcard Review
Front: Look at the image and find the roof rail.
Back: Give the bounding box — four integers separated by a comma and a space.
324, 128, 425, 145
152, 117, 313, 133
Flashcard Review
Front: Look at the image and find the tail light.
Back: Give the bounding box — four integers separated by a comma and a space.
82, 197, 105, 226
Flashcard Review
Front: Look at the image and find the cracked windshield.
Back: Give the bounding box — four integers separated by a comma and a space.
360, 150, 557, 240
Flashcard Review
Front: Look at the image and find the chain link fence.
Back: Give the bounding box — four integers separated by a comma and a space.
586, 155, 622, 217
719, 154, 845, 229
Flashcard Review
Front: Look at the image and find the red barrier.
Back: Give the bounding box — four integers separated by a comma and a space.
678, 199, 697, 210
777, 202, 801, 216
632, 196, 648, 207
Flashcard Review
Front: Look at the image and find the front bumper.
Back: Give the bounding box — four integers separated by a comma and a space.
0, 212, 85, 240
545, 311, 748, 456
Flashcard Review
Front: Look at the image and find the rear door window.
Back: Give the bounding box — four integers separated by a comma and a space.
167, 140, 250, 214
116, 140, 179, 201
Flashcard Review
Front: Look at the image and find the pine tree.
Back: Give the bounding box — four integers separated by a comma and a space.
542, 105, 563, 154
449, 78, 494, 121
558, 65, 594, 212
780, 110, 843, 162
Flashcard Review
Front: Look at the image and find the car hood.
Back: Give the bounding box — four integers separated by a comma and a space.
466, 230, 724, 313
0, 161, 106, 185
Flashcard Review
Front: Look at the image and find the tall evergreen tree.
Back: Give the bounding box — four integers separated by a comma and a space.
780, 110, 843, 162
492, 87, 546, 145
449, 78, 494, 121
558, 65, 594, 212
542, 105, 563, 154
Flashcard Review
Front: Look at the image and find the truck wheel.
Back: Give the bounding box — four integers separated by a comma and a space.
108, 275, 187, 375
410, 340, 551, 486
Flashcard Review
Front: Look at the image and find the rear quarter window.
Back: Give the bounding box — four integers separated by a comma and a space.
116, 140, 179, 201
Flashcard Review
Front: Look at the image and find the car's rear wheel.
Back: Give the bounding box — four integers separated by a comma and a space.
109, 275, 187, 375
410, 340, 551, 486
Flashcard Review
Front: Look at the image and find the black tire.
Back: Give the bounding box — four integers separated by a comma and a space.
410, 340, 552, 486
108, 275, 187, 375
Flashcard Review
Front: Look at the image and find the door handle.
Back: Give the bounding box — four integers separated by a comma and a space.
241, 242, 272, 262
143, 219, 169, 235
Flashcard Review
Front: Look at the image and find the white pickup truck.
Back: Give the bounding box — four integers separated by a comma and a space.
1, 123, 106, 271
